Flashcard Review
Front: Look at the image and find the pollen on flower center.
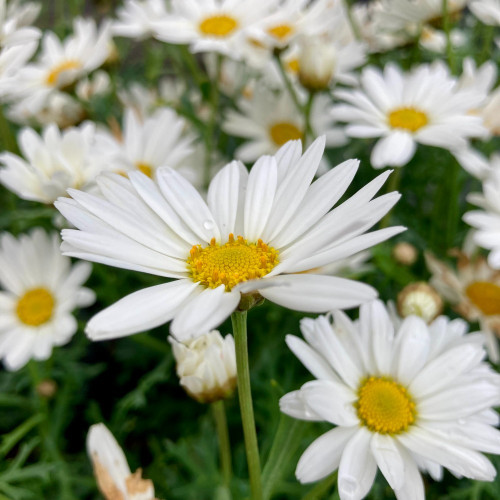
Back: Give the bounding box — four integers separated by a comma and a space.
16, 288, 55, 326
199, 15, 239, 37
465, 281, 500, 315
46, 60, 82, 86
356, 376, 416, 434
268, 24, 294, 40
136, 162, 153, 178
187, 233, 279, 291
388, 107, 428, 132
269, 122, 303, 146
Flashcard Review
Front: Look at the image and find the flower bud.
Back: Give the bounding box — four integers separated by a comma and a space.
87, 423, 155, 500
393, 242, 418, 266
298, 37, 336, 91
169, 331, 237, 404
397, 282, 443, 323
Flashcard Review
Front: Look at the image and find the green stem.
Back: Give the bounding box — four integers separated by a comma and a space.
379, 167, 403, 228
179, 45, 207, 88
0, 106, 18, 154
262, 416, 304, 500
441, 0, 455, 73
231, 311, 262, 500
445, 160, 461, 250
302, 471, 338, 500
212, 400, 232, 490
274, 52, 303, 115
479, 25, 495, 64
343, 0, 362, 40
303, 92, 315, 145
28, 362, 74, 499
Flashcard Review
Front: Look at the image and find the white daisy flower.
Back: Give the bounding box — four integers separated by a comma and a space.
0, 17, 112, 112
453, 148, 499, 180
55, 137, 405, 342
112, 0, 169, 39
87, 423, 155, 500
169, 330, 237, 403
281, 300, 500, 498
332, 62, 488, 168
0, 121, 110, 204
152, 0, 270, 57
470, 0, 500, 25
223, 87, 347, 163
94, 107, 195, 179
464, 169, 500, 271
248, 0, 336, 50
0, 230, 95, 371
0, 38, 37, 93
0, 0, 40, 48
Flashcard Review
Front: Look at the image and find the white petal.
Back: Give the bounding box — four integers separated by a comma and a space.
86, 280, 199, 340
371, 132, 416, 168
370, 434, 405, 490
279, 390, 324, 421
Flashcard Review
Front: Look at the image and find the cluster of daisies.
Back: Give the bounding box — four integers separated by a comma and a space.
1, 0, 500, 498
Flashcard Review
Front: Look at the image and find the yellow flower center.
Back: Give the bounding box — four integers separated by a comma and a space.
46, 60, 82, 86
199, 15, 239, 37
356, 376, 416, 434
465, 281, 500, 316
269, 122, 303, 146
136, 162, 153, 178
287, 58, 300, 74
16, 288, 55, 326
187, 233, 279, 291
388, 107, 428, 132
268, 24, 294, 40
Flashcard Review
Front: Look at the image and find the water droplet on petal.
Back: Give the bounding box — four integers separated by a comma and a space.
203, 220, 215, 231
339, 477, 358, 499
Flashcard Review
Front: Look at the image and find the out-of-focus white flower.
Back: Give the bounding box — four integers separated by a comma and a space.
332, 62, 488, 168
419, 26, 466, 53
0, 230, 95, 371
76, 70, 111, 101
169, 330, 237, 403
470, 0, 500, 25
94, 107, 195, 179
1, 17, 112, 112
482, 85, 500, 135
153, 0, 270, 57
6, 90, 85, 128
87, 423, 156, 500
453, 148, 499, 180
281, 301, 500, 497
465, 170, 500, 275
397, 281, 443, 323
426, 249, 500, 360
113, 0, 169, 39
0, 39, 37, 93
55, 137, 404, 342
223, 86, 347, 163
0, 0, 40, 47
0, 121, 109, 203
393, 241, 418, 266
297, 37, 338, 91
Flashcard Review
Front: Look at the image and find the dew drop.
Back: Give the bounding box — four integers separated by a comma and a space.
203, 220, 215, 230
339, 477, 358, 499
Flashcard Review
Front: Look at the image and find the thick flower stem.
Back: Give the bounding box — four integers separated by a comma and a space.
231, 311, 263, 500
212, 400, 232, 490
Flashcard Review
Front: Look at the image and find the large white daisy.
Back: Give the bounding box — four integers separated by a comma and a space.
0, 230, 95, 371
332, 62, 488, 168
55, 137, 404, 342
281, 300, 500, 499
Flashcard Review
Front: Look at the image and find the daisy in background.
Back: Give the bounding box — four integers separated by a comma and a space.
152, 0, 270, 57
94, 106, 196, 180
0, 0, 40, 48
0, 121, 110, 204
281, 300, 500, 499
87, 423, 156, 500
0, 17, 112, 113
426, 247, 500, 361
332, 62, 488, 168
112, 0, 169, 39
470, 0, 500, 25
453, 148, 499, 180
0, 230, 95, 371
55, 137, 405, 342
222, 87, 347, 165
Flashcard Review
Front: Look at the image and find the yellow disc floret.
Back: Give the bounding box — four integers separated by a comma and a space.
136, 162, 153, 178
356, 376, 416, 434
16, 288, 55, 326
465, 281, 500, 316
388, 107, 428, 132
187, 233, 279, 291
269, 122, 303, 146
46, 60, 82, 86
268, 24, 294, 40
199, 15, 239, 37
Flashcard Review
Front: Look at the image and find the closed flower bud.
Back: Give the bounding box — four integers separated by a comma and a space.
298, 37, 336, 91
397, 282, 443, 323
169, 331, 237, 404
393, 242, 418, 266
